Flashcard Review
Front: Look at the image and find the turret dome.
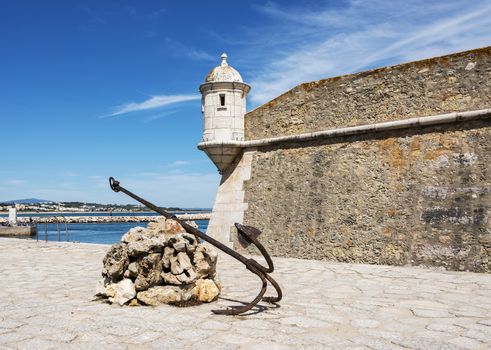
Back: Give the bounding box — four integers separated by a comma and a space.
204, 53, 243, 83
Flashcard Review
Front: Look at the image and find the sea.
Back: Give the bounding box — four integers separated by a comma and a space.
0, 212, 209, 245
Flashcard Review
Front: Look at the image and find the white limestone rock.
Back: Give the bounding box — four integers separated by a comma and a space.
177, 252, 193, 271
124, 262, 139, 279
176, 268, 197, 285
133, 253, 163, 291
147, 218, 186, 235
134, 274, 149, 292
194, 279, 220, 302
194, 245, 218, 279
170, 233, 198, 253
121, 226, 146, 243
102, 243, 129, 282
170, 251, 194, 275
127, 237, 163, 257
107, 278, 136, 306
161, 272, 182, 285
95, 277, 110, 297
162, 246, 174, 269
137, 286, 191, 306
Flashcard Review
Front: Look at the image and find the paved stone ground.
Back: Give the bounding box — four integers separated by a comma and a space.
1, 238, 491, 350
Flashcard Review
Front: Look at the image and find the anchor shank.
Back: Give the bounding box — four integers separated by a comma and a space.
109, 177, 249, 266
108, 176, 281, 315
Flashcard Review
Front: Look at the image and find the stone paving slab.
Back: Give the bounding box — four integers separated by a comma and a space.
1, 237, 491, 349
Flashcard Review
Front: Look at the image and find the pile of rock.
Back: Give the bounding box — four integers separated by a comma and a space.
95, 218, 220, 306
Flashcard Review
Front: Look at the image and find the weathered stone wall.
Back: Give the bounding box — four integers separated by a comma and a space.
241, 121, 491, 272
206, 149, 254, 246
245, 47, 491, 140
237, 47, 491, 272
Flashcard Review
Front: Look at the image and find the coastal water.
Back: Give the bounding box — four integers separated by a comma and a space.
0, 212, 209, 245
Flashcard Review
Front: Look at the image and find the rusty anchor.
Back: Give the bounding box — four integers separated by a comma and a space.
109, 177, 282, 315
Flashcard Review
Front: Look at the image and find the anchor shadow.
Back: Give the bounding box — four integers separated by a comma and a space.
217, 296, 281, 316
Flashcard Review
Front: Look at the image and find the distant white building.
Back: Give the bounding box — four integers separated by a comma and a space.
8, 207, 17, 226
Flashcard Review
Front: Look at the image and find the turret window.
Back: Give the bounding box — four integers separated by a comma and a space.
219, 94, 225, 106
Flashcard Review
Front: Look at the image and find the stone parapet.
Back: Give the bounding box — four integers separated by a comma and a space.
242, 119, 491, 272
246, 46, 491, 140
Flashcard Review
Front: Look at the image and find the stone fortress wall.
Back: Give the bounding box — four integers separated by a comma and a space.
208, 47, 491, 272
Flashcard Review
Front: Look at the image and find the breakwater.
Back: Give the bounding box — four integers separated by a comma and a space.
0, 213, 211, 225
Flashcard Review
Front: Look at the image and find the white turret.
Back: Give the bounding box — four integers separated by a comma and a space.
198, 53, 251, 173
200, 53, 250, 142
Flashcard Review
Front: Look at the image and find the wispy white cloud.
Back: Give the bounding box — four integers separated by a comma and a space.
162, 37, 215, 61
143, 110, 179, 123
28, 188, 88, 202
149, 7, 166, 19
350, 2, 491, 71
157, 159, 208, 170
183, 48, 215, 61
170, 160, 188, 167
103, 2, 491, 121
106, 94, 200, 117
120, 172, 220, 208
236, 0, 491, 105
61, 171, 80, 177
2, 179, 27, 186
132, 172, 160, 177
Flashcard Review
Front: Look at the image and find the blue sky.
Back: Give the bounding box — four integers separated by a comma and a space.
1, 0, 491, 207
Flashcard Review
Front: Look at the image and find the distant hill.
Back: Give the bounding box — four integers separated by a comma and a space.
0, 198, 52, 204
